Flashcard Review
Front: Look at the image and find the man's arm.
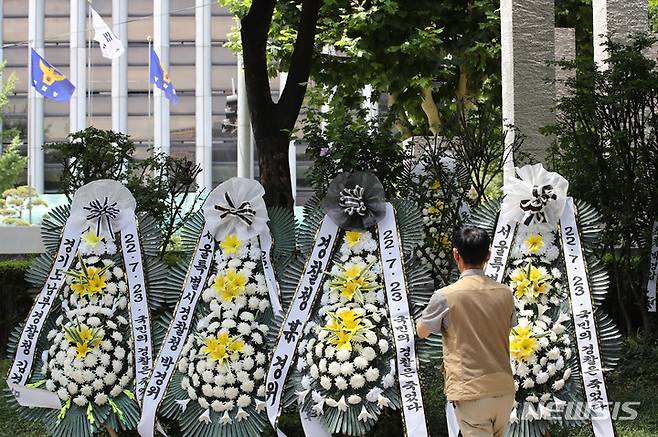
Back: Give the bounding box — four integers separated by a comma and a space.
416, 290, 449, 339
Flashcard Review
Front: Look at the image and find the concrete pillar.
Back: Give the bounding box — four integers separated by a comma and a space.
153, 0, 170, 154
278, 72, 296, 203
28, 0, 44, 193
555, 28, 576, 102
362, 84, 378, 122
593, 0, 648, 67
195, 0, 213, 191
236, 52, 253, 179
500, 0, 555, 176
112, 0, 128, 133
69, 0, 86, 134
0, 1, 4, 151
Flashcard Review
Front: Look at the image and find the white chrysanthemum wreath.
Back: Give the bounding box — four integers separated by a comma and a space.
177, 233, 271, 425
295, 229, 397, 426
44, 230, 135, 419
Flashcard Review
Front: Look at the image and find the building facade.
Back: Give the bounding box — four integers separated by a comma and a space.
2, 0, 309, 199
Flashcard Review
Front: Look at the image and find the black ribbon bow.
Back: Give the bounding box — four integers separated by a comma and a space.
338, 185, 367, 217
214, 192, 256, 226
83, 197, 120, 237
519, 184, 557, 226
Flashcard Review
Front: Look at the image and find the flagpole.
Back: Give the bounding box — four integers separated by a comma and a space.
147, 36, 153, 154
87, 3, 93, 125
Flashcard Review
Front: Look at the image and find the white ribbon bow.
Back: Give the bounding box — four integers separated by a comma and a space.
501, 164, 569, 230
202, 177, 269, 240
68, 179, 136, 238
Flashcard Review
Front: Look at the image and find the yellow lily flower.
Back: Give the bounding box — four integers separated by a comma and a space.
333, 331, 354, 351
212, 268, 248, 302
344, 231, 362, 248
524, 234, 544, 253
510, 324, 539, 362
201, 331, 244, 364
81, 231, 103, 246
338, 309, 362, 332
219, 234, 242, 255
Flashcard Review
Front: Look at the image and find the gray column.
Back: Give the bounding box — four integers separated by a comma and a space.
500, 0, 555, 176
279, 72, 296, 202
153, 0, 170, 154
28, 0, 44, 193
555, 28, 576, 102
69, 0, 86, 134
112, 0, 128, 133
195, 0, 212, 191
593, 0, 648, 67
236, 52, 253, 179
0, 1, 4, 151
362, 84, 378, 122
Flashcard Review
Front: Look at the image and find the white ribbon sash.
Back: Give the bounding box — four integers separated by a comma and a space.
138, 224, 216, 437
646, 221, 658, 312
121, 212, 153, 404
7, 220, 80, 407
484, 218, 516, 282
560, 198, 614, 437
259, 230, 283, 316
377, 203, 428, 436
265, 216, 339, 434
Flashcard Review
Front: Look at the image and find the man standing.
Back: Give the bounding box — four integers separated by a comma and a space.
416, 227, 516, 437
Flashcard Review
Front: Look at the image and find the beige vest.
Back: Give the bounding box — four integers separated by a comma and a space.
441, 275, 516, 401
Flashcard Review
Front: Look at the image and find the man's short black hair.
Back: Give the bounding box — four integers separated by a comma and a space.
452, 226, 491, 265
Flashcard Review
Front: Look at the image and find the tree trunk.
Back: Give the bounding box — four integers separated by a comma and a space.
240, 0, 322, 210
420, 85, 441, 135
257, 134, 294, 209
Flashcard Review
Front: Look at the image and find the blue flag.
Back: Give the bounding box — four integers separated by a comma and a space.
149, 48, 178, 104
30, 49, 75, 102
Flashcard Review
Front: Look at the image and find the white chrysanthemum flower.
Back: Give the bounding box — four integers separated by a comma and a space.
348, 394, 362, 405
237, 394, 251, 408
198, 397, 209, 409
522, 378, 535, 389
324, 345, 336, 359
310, 365, 319, 379
382, 373, 395, 388
225, 387, 239, 400
241, 379, 255, 393
335, 348, 351, 362
104, 373, 117, 386
94, 393, 108, 405
110, 386, 122, 397
335, 376, 348, 391
365, 367, 380, 382
361, 347, 376, 361
340, 362, 354, 376
535, 372, 549, 384
320, 376, 332, 390
350, 374, 365, 389
552, 379, 565, 391
114, 346, 126, 360
73, 395, 88, 406
353, 356, 368, 369
328, 362, 341, 376
526, 394, 539, 403
253, 367, 265, 380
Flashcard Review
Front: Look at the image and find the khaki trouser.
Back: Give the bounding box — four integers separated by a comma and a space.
453, 394, 515, 437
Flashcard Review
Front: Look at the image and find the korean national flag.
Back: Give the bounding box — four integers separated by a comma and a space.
90, 6, 125, 59
30, 49, 76, 102
149, 48, 179, 104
